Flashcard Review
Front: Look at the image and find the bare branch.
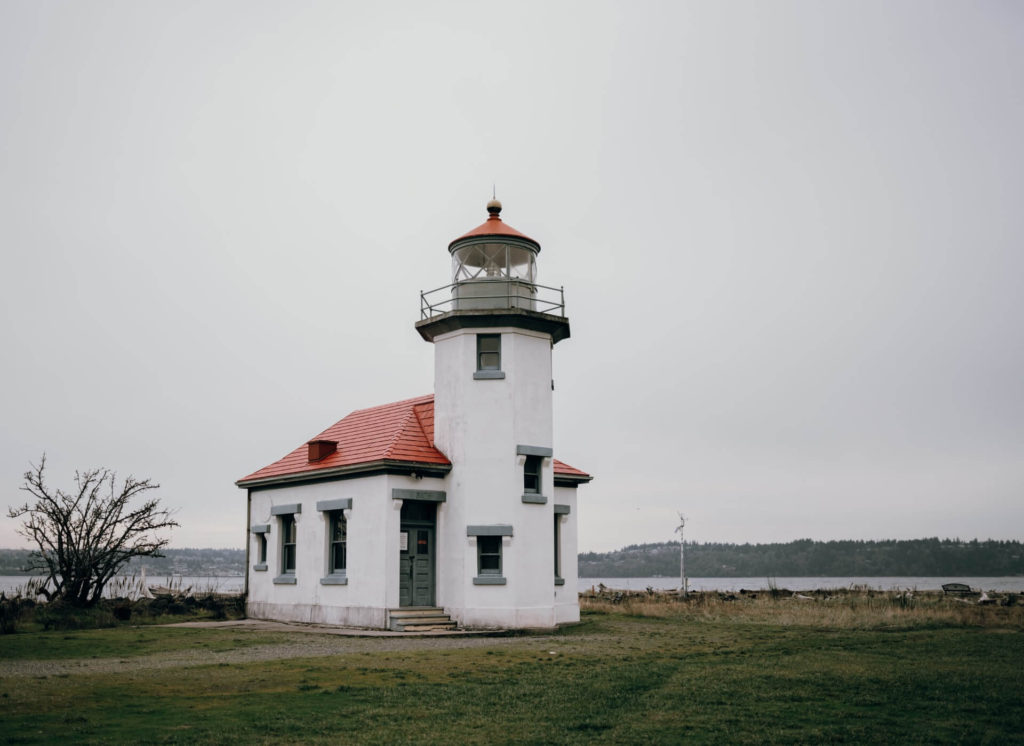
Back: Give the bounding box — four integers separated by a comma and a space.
10, 454, 179, 607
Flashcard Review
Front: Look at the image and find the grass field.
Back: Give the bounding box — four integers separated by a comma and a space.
1, 593, 1023, 744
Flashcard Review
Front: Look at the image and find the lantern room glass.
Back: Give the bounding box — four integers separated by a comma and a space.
452, 242, 536, 284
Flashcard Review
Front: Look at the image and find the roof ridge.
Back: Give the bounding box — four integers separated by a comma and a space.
381, 404, 418, 459
411, 402, 432, 448
348, 393, 433, 417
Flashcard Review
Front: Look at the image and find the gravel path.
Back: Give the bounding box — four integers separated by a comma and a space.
0, 620, 566, 679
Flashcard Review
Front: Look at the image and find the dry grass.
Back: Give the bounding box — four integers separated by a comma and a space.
579, 586, 1024, 629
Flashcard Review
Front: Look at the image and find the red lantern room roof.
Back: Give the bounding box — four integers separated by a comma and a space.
448, 199, 540, 252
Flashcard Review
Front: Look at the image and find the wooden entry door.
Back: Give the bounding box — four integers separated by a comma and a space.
400, 525, 435, 607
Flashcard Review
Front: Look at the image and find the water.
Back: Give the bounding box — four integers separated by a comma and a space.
577, 576, 1024, 593
0, 575, 244, 597
4, 574, 1022, 598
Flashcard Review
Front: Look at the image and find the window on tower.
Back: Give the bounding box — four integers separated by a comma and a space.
524, 455, 541, 494
474, 334, 505, 380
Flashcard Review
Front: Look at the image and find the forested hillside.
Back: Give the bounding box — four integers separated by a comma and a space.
579, 538, 1024, 577
4, 539, 1022, 578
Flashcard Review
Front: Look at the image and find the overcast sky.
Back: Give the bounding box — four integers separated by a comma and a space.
1, 1, 1021, 553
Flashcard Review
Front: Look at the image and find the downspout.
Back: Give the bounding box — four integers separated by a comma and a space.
244, 489, 251, 600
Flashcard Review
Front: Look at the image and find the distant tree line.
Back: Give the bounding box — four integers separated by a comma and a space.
578, 538, 1024, 578
5, 539, 1022, 579
0, 548, 245, 577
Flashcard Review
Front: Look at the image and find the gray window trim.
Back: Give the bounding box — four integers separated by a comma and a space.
320, 575, 348, 585
392, 488, 447, 502
253, 563, 268, 572
273, 575, 297, 585
250, 523, 270, 534
521, 494, 547, 504
472, 370, 505, 380
316, 498, 352, 512
516, 445, 553, 458
554, 504, 571, 515
466, 525, 514, 537
271, 503, 302, 516
473, 576, 507, 585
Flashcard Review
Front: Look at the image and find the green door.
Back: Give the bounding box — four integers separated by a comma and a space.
399, 500, 436, 607
400, 526, 435, 607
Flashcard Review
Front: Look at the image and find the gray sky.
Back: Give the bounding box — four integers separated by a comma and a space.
1, 1, 1021, 552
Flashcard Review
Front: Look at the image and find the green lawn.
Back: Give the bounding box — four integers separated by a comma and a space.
2, 611, 1022, 744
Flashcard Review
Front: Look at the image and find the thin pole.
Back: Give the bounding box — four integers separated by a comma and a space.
675, 513, 688, 597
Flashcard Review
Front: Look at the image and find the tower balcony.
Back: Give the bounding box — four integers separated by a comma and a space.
416, 280, 570, 345
420, 279, 566, 320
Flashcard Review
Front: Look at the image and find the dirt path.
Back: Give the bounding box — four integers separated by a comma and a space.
0, 620, 566, 679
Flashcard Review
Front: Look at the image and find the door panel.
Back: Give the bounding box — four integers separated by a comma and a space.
399, 525, 434, 607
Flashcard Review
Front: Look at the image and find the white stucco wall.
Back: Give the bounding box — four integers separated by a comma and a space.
432, 325, 578, 628
246, 474, 446, 628
554, 485, 581, 625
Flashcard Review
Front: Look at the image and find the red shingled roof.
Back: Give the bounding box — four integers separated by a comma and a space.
551, 459, 590, 479
237, 395, 590, 486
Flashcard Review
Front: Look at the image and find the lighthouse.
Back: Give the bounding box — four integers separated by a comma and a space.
416, 199, 579, 628
238, 199, 590, 630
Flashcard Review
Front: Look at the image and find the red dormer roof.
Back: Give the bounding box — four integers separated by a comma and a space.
236, 394, 590, 487
448, 200, 540, 251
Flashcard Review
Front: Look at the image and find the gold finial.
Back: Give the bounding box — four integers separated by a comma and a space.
486, 198, 502, 216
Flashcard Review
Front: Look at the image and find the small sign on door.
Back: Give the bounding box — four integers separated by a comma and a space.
400, 531, 409, 551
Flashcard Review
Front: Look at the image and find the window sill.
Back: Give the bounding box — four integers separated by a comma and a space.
473, 576, 507, 585
253, 563, 268, 572
554, 577, 565, 586
273, 575, 297, 585
473, 370, 505, 380
320, 575, 348, 585
521, 493, 547, 504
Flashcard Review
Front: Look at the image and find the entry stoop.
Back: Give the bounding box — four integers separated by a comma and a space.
388, 608, 458, 632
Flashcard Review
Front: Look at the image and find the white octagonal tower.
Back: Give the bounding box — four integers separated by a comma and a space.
417, 200, 581, 628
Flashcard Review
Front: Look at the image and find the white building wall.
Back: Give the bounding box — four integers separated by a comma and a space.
246, 473, 446, 628
433, 326, 569, 628
554, 485, 581, 625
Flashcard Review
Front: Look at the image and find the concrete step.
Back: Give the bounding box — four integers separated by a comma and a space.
395, 621, 459, 632
388, 607, 445, 618
388, 608, 458, 632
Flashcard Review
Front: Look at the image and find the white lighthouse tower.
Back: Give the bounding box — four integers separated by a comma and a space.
416, 199, 581, 628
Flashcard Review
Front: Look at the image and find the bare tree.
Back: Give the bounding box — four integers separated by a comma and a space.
8, 455, 178, 606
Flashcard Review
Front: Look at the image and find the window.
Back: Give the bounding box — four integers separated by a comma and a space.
467, 525, 512, 585
329, 511, 346, 575
478, 535, 502, 576
553, 515, 563, 585
281, 514, 296, 574
524, 455, 541, 494
251, 524, 270, 571
474, 334, 504, 379
553, 505, 570, 586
